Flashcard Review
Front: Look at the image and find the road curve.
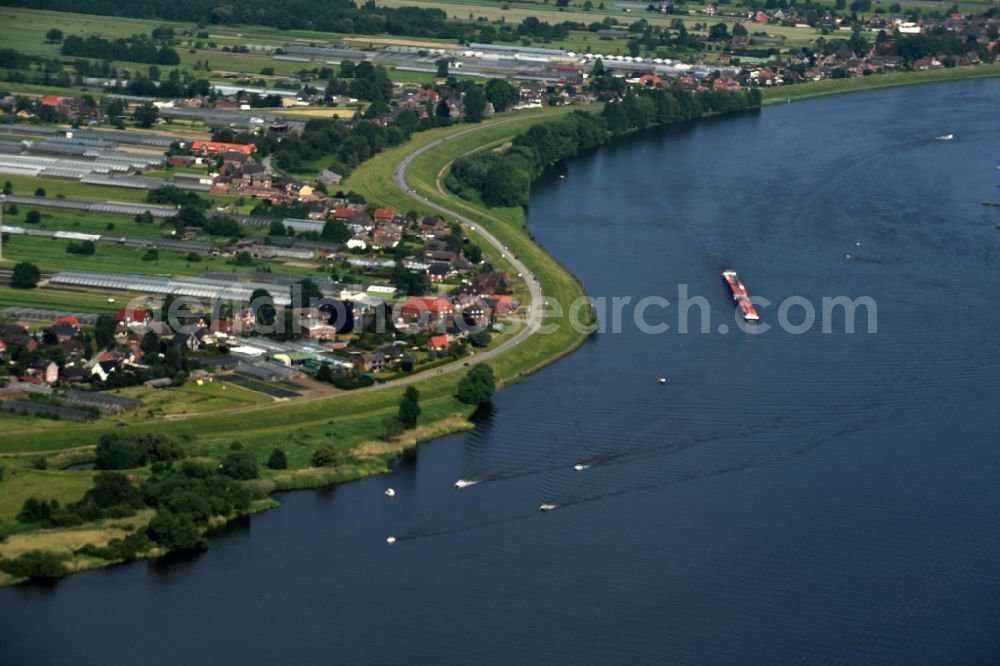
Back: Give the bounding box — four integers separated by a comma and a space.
392, 121, 546, 373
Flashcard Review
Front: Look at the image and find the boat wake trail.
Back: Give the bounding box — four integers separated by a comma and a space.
544, 425, 870, 512
392, 509, 540, 542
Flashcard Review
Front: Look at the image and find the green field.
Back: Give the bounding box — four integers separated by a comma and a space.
0, 232, 328, 278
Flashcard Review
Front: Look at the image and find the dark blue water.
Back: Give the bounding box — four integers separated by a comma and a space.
4, 80, 1000, 664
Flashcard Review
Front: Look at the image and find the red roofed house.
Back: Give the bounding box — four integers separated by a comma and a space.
753, 10, 769, 23
489, 295, 517, 316
400, 297, 454, 331
191, 141, 255, 156
116, 308, 151, 328
639, 74, 663, 87
401, 297, 454, 318
53, 315, 81, 329
334, 207, 355, 220
41, 95, 62, 107
428, 335, 449, 351
712, 78, 741, 91
373, 208, 395, 222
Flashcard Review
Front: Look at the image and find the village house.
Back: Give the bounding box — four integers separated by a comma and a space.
27, 359, 59, 385
116, 308, 152, 329
419, 216, 448, 240
192, 140, 255, 157
0, 323, 37, 352
428, 335, 450, 352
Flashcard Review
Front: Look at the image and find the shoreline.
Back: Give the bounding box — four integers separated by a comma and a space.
4, 71, 992, 584
761, 62, 1000, 105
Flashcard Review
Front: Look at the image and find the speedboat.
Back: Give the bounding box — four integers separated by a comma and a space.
386, 536, 397, 545
539, 503, 559, 512
574, 463, 592, 472
454, 479, 479, 490
935, 134, 954, 141
385, 488, 395, 497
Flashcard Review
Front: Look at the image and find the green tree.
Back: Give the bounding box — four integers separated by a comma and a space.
106, 99, 125, 119
436, 58, 450, 77
141, 330, 160, 356
250, 288, 276, 327
463, 85, 488, 123
142, 249, 159, 261
147, 511, 207, 551
268, 220, 287, 236
381, 416, 404, 441
322, 218, 351, 242
469, 330, 492, 348
310, 445, 336, 467
95, 434, 148, 470
10, 261, 40, 289
296, 278, 323, 307
17, 498, 56, 524
456, 364, 496, 405
25, 210, 41, 224
267, 449, 288, 470
397, 386, 421, 429
45, 28, 64, 43
708, 23, 730, 41
93, 314, 117, 349
132, 102, 159, 128
485, 79, 517, 112
84, 472, 142, 509
220, 450, 259, 480
0, 550, 67, 580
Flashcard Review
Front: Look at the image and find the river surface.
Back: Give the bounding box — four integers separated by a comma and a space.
4, 80, 1000, 664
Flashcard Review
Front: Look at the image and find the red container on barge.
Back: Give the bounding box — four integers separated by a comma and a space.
722, 270, 760, 322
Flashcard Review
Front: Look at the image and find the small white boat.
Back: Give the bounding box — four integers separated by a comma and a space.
658, 377, 666, 385
574, 463, 592, 472
454, 479, 479, 490
386, 536, 396, 545
935, 134, 954, 141
539, 503, 559, 512
855, 241, 862, 248
385, 488, 395, 497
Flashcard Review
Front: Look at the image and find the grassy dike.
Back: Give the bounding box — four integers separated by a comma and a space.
0, 107, 597, 583
761, 61, 1000, 105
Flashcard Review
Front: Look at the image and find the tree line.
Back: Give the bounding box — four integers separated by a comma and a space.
448, 88, 762, 208
61, 34, 181, 65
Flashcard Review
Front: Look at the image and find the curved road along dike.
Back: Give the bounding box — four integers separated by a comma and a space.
2, 119, 565, 450
392, 121, 549, 370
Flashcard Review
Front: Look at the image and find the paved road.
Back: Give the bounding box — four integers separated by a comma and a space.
392, 122, 546, 372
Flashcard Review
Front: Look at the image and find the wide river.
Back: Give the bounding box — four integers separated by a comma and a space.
4, 80, 1000, 664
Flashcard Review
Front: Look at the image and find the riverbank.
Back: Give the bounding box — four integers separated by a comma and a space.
761, 62, 1000, 105
0, 107, 598, 585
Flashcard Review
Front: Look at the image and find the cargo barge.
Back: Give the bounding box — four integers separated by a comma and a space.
722, 270, 760, 322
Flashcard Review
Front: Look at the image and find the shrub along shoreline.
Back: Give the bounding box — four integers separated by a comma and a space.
448, 87, 762, 208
